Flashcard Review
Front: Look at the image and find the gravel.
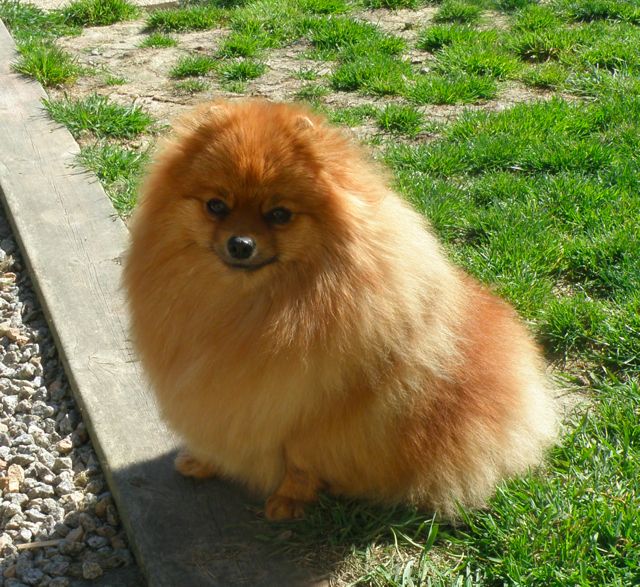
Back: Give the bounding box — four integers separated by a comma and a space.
0, 210, 141, 586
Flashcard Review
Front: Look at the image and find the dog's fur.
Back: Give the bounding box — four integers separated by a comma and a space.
124, 100, 557, 520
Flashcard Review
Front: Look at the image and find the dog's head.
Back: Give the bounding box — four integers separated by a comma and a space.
134, 100, 381, 286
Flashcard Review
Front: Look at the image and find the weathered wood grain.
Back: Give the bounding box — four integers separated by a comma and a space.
0, 21, 316, 586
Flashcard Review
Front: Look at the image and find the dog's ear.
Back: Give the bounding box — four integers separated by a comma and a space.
294, 115, 315, 131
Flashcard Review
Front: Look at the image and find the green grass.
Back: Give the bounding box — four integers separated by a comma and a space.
43, 94, 154, 139
564, 68, 640, 98
493, 0, 536, 11
169, 54, 217, 78
12, 40, 81, 86
326, 104, 379, 126
385, 95, 640, 367
298, 0, 349, 14
332, 54, 411, 95
217, 0, 307, 57
138, 32, 177, 48
307, 16, 374, 54
0, 0, 79, 41
146, 5, 223, 32
304, 14, 406, 74
173, 79, 209, 94
363, 0, 421, 7
220, 79, 247, 93
507, 28, 579, 62
555, 0, 640, 24
434, 0, 483, 24
77, 143, 149, 215
435, 40, 522, 79
376, 104, 424, 136
270, 91, 639, 585
295, 83, 330, 102
217, 31, 266, 57
409, 73, 498, 103
416, 24, 485, 51
218, 59, 266, 81
104, 74, 126, 85
307, 16, 405, 58
512, 3, 561, 31
228, 0, 305, 50
521, 62, 569, 89
568, 23, 640, 74
294, 67, 319, 81
61, 0, 138, 26
1, 1, 82, 86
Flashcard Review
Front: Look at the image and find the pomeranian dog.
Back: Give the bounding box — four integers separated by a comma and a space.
124, 100, 557, 521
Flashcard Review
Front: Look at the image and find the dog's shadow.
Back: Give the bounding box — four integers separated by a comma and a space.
111, 451, 450, 586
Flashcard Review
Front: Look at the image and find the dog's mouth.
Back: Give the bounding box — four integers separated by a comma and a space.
222, 256, 278, 272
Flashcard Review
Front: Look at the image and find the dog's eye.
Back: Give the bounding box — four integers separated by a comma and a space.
206, 198, 229, 218
265, 207, 292, 225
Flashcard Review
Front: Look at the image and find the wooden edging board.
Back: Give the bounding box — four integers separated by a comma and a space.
0, 21, 318, 587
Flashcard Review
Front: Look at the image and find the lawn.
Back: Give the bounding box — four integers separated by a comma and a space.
1, 0, 638, 584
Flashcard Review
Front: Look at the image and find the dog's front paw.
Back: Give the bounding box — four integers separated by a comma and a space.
264, 495, 307, 521
174, 450, 217, 479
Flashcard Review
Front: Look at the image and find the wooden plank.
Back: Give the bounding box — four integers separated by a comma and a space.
0, 22, 315, 587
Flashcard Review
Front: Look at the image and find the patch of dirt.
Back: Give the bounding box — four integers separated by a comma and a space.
247, 41, 329, 101
356, 6, 438, 42
479, 10, 512, 30
54, 20, 233, 125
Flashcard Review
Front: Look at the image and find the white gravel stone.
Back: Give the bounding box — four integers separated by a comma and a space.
2, 395, 19, 413
86, 534, 109, 549
15, 400, 34, 414
81, 560, 103, 580
3, 502, 23, 518
27, 482, 55, 499
42, 559, 69, 576
13, 433, 33, 445
9, 453, 35, 466
0, 212, 135, 584
78, 513, 97, 533
14, 363, 37, 380
24, 508, 47, 523
55, 438, 72, 455
66, 526, 84, 543
16, 528, 33, 543
31, 401, 55, 418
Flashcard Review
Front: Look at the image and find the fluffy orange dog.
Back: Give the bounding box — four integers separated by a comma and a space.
124, 100, 557, 520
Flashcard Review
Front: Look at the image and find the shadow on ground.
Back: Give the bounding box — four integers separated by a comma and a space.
112, 451, 447, 586
111, 451, 328, 586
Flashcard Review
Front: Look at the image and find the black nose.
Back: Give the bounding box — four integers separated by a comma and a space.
227, 236, 256, 260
